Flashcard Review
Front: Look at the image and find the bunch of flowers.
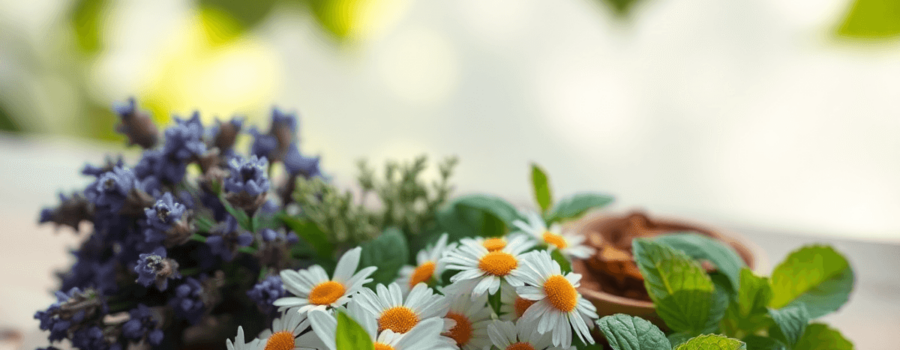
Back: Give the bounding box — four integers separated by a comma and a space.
34, 101, 856, 350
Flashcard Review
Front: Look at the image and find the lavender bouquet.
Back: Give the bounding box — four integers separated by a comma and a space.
34, 100, 855, 350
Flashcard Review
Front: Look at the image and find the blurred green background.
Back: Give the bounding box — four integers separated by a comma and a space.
1, 0, 897, 141
1, 0, 900, 243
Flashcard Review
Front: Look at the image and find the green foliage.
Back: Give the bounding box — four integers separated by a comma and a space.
545, 193, 614, 224
68, 0, 108, 54
722, 269, 774, 337
654, 233, 745, 292
280, 214, 334, 259
768, 304, 809, 347
198, 0, 278, 30
836, 0, 900, 39
793, 324, 853, 350
598, 314, 671, 350
531, 163, 554, 213
768, 246, 854, 318
674, 334, 745, 350
551, 249, 573, 274
632, 239, 726, 335
359, 228, 409, 286
436, 194, 517, 240
335, 311, 374, 350
667, 333, 692, 348
219, 194, 253, 231
742, 335, 786, 350
599, 0, 644, 17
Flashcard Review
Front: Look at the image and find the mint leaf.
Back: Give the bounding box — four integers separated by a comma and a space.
597, 314, 671, 350
359, 228, 408, 285
674, 334, 745, 350
722, 269, 773, 336
668, 333, 692, 348
550, 249, 572, 274
280, 214, 334, 259
742, 335, 786, 350
336, 311, 374, 350
793, 323, 853, 350
531, 163, 553, 213
768, 304, 809, 347
633, 239, 726, 335
219, 194, 252, 230
545, 193, 613, 224
437, 194, 517, 238
654, 233, 746, 292
769, 246, 854, 318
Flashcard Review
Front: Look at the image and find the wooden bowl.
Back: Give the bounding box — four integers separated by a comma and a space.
569, 212, 766, 326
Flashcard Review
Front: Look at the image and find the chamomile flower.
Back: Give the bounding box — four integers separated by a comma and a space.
486, 320, 568, 350
274, 247, 377, 315
256, 307, 324, 350
308, 301, 450, 350
354, 283, 450, 335
444, 235, 535, 298
513, 211, 593, 260
499, 281, 536, 322
516, 251, 597, 349
226, 326, 263, 350
395, 233, 456, 294
442, 293, 493, 350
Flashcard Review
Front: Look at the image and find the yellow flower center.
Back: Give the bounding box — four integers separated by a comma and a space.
507, 342, 536, 350
409, 262, 436, 288
264, 331, 295, 350
544, 275, 577, 312
378, 306, 419, 334
514, 296, 536, 318
308, 281, 345, 305
374, 343, 395, 350
542, 231, 568, 249
482, 238, 507, 252
478, 251, 518, 276
444, 312, 473, 346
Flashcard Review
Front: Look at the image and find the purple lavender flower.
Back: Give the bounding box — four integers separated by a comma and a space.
81, 157, 125, 178
283, 142, 322, 178
134, 149, 186, 185
211, 117, 244, 154
84, 167, 140, 213
71, 326, 121, 350
205, 216, 253, 261
246, 276, 284, 315
170, 278, 205, 324
163, 112, 206, 162
39, 192, 93, 232
225, 155, 269, 197
249, 108, 298, 162
121, 304, 163, 346
134, 247, 181, 291
143, 192, 192, 246
34, 288, 106, 342
114, 98, 158, 149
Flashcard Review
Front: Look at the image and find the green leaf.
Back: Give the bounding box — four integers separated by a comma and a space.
668, 333, 693, 348
654, 233, 745, 292
722, 269, 774, 337
674, 334, 745, 350
551, 249, 573, 274
768, 246, 854, 318
597, 314, 671, 350
632, 239, 726, 335
436, 195, 516, 239
488, 291, 503, 316
359, 228, 409, 285
836, 0, 900, 39
280, 214, 334, 259
335, 311, 374, 350
531, 163, 554, 213
741, 336, 785, 350
545, 193, 613, 224
793, 323, 853, 350
68, 0, 108, 54
768, 304, 809, 347
219, 194, 252, 231
198, 0, 278, 30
